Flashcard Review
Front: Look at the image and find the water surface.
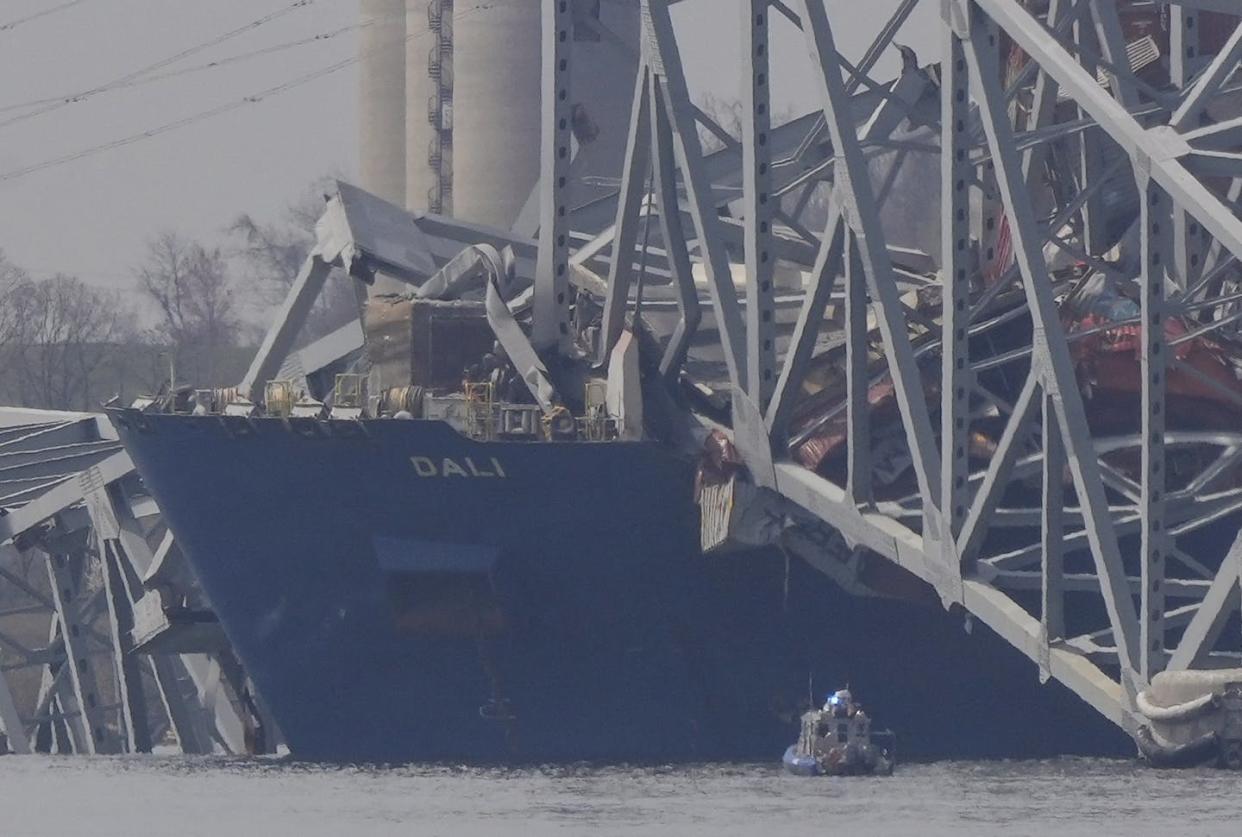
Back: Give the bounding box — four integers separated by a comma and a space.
1, 757, 1238, 836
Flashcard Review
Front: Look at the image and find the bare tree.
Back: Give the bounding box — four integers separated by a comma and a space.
136, 232, 240, 387
229, 209, 313, 308
229, 178, 361, 344
0, 249, 29, 352
9, 274, 132, 410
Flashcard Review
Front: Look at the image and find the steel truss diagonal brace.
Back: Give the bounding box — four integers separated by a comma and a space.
766, 206, 845, 438
641, 0, 747, 391
241, 254, 333, 404
600, 56, 702, 382
1166, 529, 1242, 671
648, 78, 705, 380
600, 66, 653, 362
974, 0, 1242, 266
0, 665, 30, 753
796, 0, 941, 523
956, 0, 1142, 692
1172, 20, 1242, 131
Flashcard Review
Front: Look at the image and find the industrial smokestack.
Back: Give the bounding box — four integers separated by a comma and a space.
359, 0, 407, 207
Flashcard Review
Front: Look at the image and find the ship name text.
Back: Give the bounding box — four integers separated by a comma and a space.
410, 456, 508, 479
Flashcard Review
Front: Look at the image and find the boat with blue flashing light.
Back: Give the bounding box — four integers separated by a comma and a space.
783, 689, 895, 777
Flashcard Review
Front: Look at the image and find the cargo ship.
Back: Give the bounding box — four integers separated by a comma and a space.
112, 404, 1128, 762
107, 170, 1144, 762
109, 1, 1242, 764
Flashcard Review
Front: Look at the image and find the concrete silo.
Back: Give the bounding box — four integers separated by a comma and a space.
567, 0, 642, 211
449, 1, 543, 229
363, 1, 640, 232
453, 0, 641, 233
359, 0, 408, 207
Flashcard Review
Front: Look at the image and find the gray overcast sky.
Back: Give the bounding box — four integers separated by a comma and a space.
0, 0, 936, 304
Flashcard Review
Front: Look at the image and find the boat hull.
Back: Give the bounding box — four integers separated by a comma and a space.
112, 410, 1130, 763
782, 745, 821, 776
782, 743, 894, 777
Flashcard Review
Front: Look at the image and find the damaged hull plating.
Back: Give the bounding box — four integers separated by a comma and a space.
113, 410, 1127, 763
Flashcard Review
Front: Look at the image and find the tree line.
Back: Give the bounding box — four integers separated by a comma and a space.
0, 179, 356, 412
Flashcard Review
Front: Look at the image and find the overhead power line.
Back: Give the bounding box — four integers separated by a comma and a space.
0, 24, 361, 116
0, 1, 497, 185
0, 0, 318, 130
0, 0, 93, 34
0, 51, 358, 184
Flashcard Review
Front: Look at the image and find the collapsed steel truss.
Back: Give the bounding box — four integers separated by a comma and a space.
569, 0, 1242, 736
0, 410, 260, 755
8, 0, 1242, 757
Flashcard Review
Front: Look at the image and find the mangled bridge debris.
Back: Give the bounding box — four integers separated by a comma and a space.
0, 409, 267, 755
669, 0, 1242, 764
7, 0, 1242, 765
218, 0, 1242, 765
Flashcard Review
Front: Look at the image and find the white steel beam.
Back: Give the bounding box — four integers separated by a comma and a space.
649, 78, 703, 379
765, 208, 844, 437
1166, 530, 1242, 671
742, 0, 777, 407
1171, 4, 1201, 94
0, 451, 135, 543
773, 461, 1133, 730
45, 551, 119, 754
240, 255, 333, 404
1073, 6, 1109, 256
1041, 393, 1065, 645
957, 369, 1040, 564
797, 0, 941, 519
1139, 175, 1171, 682
1172, 21, 1242, 130
100, 540, 152, 753
843, 233, 872, 508
974, 0, 1242, 265
533, 0, 574, 353
1020, 0, 1068, 182
1087, 0, 1138, 108
600, 67, 653, 361
960, 0, 1142, 690
110, 480, 250, 755
941, 10, 973, 551
0, 668, 30, 754
643, 0, 747, 390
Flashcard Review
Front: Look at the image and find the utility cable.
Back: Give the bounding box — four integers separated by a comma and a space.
0, 0, 93, 34
0, 23, 361, 115
0, 0, 317, 130
0, 51, 359, 183
0, 1, 496, 184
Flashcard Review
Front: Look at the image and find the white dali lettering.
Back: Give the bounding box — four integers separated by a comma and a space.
410, 456, 508, 478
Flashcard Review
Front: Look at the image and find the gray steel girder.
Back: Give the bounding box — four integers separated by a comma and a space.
583, 0, 1242, 743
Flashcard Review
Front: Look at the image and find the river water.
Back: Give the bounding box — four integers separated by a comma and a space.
0, 756, 1238, 836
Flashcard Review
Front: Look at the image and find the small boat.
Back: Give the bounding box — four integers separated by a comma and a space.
783, 689, 896, 776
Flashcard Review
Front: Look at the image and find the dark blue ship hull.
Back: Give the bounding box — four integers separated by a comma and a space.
113, 411, 1129, 762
